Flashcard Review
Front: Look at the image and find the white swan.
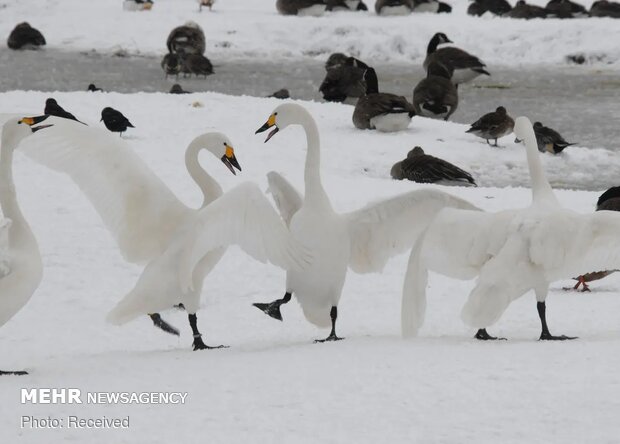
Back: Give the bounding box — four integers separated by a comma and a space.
401, 116, 620, 340
18, 116, 287, 350
1, 116, 50, 375
250, 103, 478, 342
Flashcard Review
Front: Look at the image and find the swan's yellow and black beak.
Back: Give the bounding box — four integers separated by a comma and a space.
221, 144, 242, 175
255, 113, 279, 143
20, 115, 53, 133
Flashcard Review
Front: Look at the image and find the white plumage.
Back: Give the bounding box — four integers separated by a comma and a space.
254, 103, 478, 340
401, 116, 620, 340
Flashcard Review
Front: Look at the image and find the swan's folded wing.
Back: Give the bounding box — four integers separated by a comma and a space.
18, 117, 190, 263
178, 182, 311, 291
266, 171, 303, 226
530, 210, 620, 279
345, 189, 480, 273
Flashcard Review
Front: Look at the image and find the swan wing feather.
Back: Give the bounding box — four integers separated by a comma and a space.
266, 171, 303, 226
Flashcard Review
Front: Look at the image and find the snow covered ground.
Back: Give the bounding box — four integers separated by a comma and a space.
2, 0, 620, 66
2, 1, 620, 442
1, 90, 620, 443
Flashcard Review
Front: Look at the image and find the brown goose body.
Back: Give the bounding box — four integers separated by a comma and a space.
413, 62, 458, 121
507, 0, 549, 18
320, 54, 368, 103
167, 22, 206, 55
590, 0, 620, 17
423, 33, 490, 85
391, 147, 476, 186
277, 0, 327, 15
375, 0, 415, 14
7, 22, 46, 50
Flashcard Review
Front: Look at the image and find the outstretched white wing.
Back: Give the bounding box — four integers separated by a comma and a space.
266, 171, 303, 226
18, 117, 191, 263
346, 189, 480, 274
178, 182, 311, 291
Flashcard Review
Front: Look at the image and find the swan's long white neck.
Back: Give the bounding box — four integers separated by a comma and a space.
185, 136, 223, 208
522, 121, 559, 208
0, 141, 37, 250
294, 108, 331, 210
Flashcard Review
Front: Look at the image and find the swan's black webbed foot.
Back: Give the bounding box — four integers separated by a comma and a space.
539, 332, 578, 341
149, 313, 180, 336
0, 370, 28, 376
192, 336, 228, 351
314, 306, 344, 343
475, 328, 506, 341
314, 332, 344, 343
253, 292, 291, 321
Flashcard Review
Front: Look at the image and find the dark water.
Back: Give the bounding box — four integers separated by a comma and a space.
2, 48, 619, 149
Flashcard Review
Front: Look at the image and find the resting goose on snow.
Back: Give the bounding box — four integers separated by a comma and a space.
249, 103, 477, 342
506, 0, 549, 18
590, 0, 620, 17
353, 68, 416, 132
572, 186, 620, 291
402, 116, 620, 341
467, 0, 512, 15
319, 54, 368, 103
413, 62, 458, 121
7, 22, 46, 50
391, 147, 476, 186
327, 0, 369, 10
0, 116, 51, 375
17, 117, 307, 350
166, 22, 206, 55
375, 0, 415, 15
466, 106, 514, 146
530, 121, 574, 154
277, 0, 328, 15
424, 33, 490, 85
545, 0, 589, 17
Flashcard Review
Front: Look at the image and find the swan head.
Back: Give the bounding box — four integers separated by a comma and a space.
255, 103, 310, 143
191, 132, 241, 175
2, 115, 53, 150
513, 116, 536, 145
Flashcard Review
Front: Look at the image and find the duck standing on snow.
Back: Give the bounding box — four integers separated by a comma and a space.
319, 54, 368, 103
0, 116, 51, 375
590, 0, 620, 17
467, 0, 512, 15
198, 0, 216, 11
466, 106, 514, 146
276, 0, 329, 15
253, 103, 478, 342
545, 0, 589, 17
572, 186, 620, 291
506, 0, 549, 18
161, 53, 182, 78
167, 22, 206, 55
100, 107, 134, 136
531, 121, 574, 154
412, 62, 458, 121
44, 98, 81, 123
391, 147, 476, 186
424, 32, 490, 85
353, 67, 416, 132
7, 22, 46, 50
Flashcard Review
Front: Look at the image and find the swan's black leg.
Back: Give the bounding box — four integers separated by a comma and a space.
493, 138, 498, 147
315, 306, 344, 343
149, 313, 180, 336
0, 370, 28, 376
253, 292, 291, 321
189, 313, 227, 351
474, 328, 506, 341
538, 301, 577, 340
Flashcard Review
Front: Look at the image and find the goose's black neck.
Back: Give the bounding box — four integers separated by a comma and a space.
427, 34, 441, 55
364, 68, 379, 94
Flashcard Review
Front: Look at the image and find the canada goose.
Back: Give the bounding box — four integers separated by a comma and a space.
467, 1, 488, 15
590, 0, 620, 17
507, 0, 549, 18
375, 0, 415, 15
572, 186, 620, 291
391, 147, 476, 186
545, 0, 589, 17
413, 62, 458, 121
7, 22, 46, 50
466, 106, 515, 146
327, 0, 369, 10
531, 121, 574, 154
424, 32, 490, 85
276, 0, 328, 15
166, 22, 206, 55
319, 55, 368, 103
353, 68, 416, 132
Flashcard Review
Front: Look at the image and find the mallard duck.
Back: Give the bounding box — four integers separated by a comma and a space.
391, 147, 476, 186
507, 0, 549, 18
532, 121, 574, 154
7, 22, 46, 50
413, 62, 458, 121
590, 0, 620, 17
353, 68, 415, 132
466, 106, 514, 146
423, 32, 490, 85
